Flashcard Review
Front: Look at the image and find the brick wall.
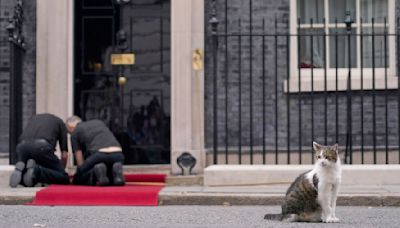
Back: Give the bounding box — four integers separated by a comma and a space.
0, 0, 36, 154
0, 0, 14, 153
204, 0, 400, 156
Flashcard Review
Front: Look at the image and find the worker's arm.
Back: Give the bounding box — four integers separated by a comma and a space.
61, 151, 68, 169
74, 150, 84, 167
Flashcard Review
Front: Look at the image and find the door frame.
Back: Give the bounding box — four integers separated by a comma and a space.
36, 0, 206, 174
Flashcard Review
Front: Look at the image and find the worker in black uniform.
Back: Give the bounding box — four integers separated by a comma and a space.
65, 116, 125, 186
9, 113, 70, 187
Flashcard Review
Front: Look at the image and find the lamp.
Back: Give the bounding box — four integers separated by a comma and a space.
344, 11, 354, 33
177, 152, 196, 175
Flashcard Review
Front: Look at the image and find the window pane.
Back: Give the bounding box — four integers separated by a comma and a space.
361, 0, 388, 23
299, 29, 325, 68
329, 0, 356, 24
361, 27, 389, 68
329, 28, 357, 68
297, 0, 324, 24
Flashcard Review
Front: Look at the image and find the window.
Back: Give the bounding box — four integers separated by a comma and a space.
288, 0, 396, 92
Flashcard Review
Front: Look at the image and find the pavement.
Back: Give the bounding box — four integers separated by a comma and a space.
0, 186, 44, 205
1, 156, 400, 206
1, 205, 400, 228
158, 184, 400, 206
1, 180, 400, 206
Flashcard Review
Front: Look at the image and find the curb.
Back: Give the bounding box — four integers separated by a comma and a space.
159, 193, 283, 206
158, 193, 400, 207
0, 196, 34, 205
1, 193, 398, 206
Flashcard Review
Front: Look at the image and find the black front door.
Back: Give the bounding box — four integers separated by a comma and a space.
74, 0, 171, 165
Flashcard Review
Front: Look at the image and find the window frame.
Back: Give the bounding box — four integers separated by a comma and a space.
287, 0, 397, 92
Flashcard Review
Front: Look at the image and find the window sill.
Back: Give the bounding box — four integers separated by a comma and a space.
284, 75, 398, 93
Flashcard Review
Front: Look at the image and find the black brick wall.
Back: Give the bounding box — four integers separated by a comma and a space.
0, 0, 36, 153
205, 0, 400, 154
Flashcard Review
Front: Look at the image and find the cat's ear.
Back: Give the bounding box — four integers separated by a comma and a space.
313, 141, 322, 152
332, 143, 339, 154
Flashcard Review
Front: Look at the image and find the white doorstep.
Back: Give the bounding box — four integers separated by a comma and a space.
0, 165, 15, 187
204, 165, 400, 186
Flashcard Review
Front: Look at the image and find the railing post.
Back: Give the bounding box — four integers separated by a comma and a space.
262, 19, 266, 164
274, 18, 278, 164
209, 0, 219, 165
286, 19, 290, 164
344, 11, 353, 164
360, 17, 365, 164
249, 0, 253, 164
397, 17, 400, 164
224, 0, 228, 164
384, 17, 388, 164
372, 18, 377, 164
297, 18, 302, 164
7, 0, 25, 165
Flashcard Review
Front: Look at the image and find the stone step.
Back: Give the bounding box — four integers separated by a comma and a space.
204, 165, 400, 186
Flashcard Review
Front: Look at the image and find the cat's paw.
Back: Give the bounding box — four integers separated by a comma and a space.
331, 217, 340, 223
323, 217, 339, 223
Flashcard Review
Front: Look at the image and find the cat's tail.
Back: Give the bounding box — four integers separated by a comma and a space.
263, 213, 282, 220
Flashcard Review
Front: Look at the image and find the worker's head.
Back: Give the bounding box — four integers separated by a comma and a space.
65, 116, 82, 133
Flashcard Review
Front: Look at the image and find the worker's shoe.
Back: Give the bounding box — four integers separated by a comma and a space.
94, 163, 109, 186
9, 161, 25, 188
23, 159, 37, 187
112, 162, 125, 186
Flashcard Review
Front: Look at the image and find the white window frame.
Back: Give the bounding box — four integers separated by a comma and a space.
286, 0, 397, 92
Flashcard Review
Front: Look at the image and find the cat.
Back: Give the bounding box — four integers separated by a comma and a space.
264, 142, 342, 223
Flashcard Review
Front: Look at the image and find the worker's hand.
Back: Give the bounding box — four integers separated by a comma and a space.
61, 151, 68, 169
75, 150, 84, 167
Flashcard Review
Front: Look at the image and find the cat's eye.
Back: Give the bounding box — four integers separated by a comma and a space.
317, 155, 321, 159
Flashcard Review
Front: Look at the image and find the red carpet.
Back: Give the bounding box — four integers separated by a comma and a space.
29, 174, 166, 206
124, 173, 166, 183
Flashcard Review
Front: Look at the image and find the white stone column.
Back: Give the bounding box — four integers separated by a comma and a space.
171, 0, 205, 175
36, 0, 74, 163
36, 0, 74, 120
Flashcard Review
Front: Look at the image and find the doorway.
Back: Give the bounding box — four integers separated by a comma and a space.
74, 0, 171, 165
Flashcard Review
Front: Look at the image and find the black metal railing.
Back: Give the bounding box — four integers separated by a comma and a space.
208, 1, 400, 165
7, 0, 25, 164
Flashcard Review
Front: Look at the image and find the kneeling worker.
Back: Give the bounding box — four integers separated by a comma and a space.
10, 113, 70, 187
65, 116, 125, 186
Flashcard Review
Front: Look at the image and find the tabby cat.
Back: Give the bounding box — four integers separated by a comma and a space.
264, 142, 342, 223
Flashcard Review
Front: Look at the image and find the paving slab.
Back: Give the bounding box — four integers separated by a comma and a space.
158, 184, 400, 206
0, 187, 42, 205
2, 163, 400, 206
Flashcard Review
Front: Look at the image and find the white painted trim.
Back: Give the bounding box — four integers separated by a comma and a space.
289, 0, 397, 92
170, 0, 205, 174
67, 0, 74, 117
36, 0, 48, 113
290, 0, 297, 83
284, 74, 398, 93
356, 0, 360, 69
388, 0, 396, 77
66, 0, 75, 167
36, 0, 72, 118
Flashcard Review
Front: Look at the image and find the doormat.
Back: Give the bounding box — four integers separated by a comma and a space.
28, 174, 166, 206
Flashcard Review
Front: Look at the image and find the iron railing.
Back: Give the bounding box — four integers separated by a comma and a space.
7, 0, 25, 164
208, 1, 400, 165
